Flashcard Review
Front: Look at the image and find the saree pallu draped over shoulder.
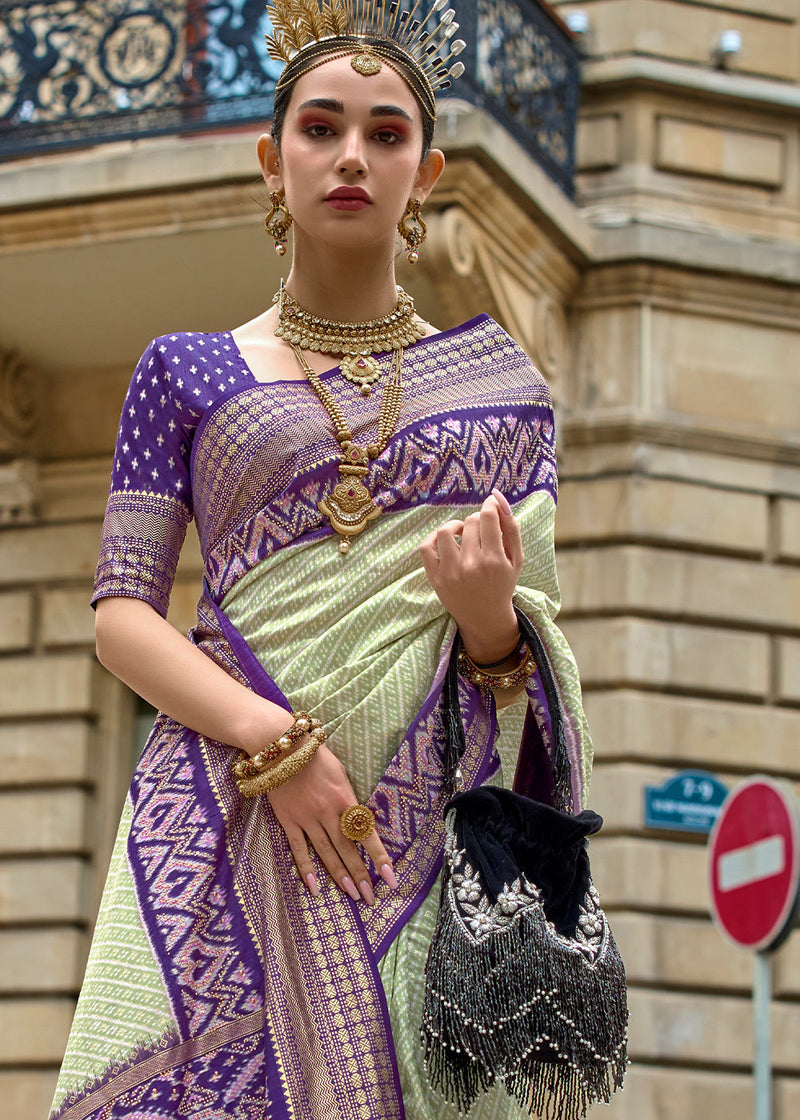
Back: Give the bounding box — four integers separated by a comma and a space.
51, 316, 592, 1120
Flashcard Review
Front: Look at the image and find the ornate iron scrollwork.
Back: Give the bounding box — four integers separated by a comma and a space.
467, 0, 578, 196
0, 0, 280, 150
99, 11, 178, 89
0, 0, 578, 196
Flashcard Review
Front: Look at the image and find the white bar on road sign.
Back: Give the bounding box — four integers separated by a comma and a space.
718, 835, 785, 892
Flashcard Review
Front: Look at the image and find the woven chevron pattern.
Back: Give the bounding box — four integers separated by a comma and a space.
127, 718, 265, 1037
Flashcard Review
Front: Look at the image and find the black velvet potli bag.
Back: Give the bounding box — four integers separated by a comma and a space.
421, 611, 628, 1119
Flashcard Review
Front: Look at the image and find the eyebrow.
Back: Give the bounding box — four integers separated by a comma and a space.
295, 97, 413, 123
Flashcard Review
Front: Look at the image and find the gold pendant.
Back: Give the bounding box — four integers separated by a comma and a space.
340, 354, 381, 396
351, 52, 382, 77
318, 443, 381, 553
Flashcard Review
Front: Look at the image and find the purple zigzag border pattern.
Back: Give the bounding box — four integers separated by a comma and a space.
370, 706, 443, 864
55, 1028, 268, 1120
128, 717, 266, 1043
100, 1035, 266, 1120
378, 406, 557, 509
205, 404, 557, 601
59, 1030, 266, 1120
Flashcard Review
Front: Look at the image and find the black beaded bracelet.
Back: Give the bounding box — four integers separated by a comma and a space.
469, 636, 524, 670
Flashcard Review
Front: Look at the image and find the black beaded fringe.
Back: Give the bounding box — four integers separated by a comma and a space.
421, 899, 628, 1118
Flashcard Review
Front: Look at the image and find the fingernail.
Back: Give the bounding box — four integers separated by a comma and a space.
341, 876, 360, 901
305, 873, 320, 897
380, 863, 398, 889
359, 879, 375, 907
492, 488, 512, 515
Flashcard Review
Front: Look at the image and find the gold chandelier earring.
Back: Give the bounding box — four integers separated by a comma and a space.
265, 190, 293, 256
398, 198, 427, 263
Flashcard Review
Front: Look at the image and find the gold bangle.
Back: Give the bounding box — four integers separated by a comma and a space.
236, 736, 321, 797
339, 804, 376, 843
458, 647, 537, 690
231, 712, 322, 779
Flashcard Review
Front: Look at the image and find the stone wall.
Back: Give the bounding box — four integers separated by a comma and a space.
557, 432, 800, 1116
551, 0, 800, 1112
0, 456, 204, 1117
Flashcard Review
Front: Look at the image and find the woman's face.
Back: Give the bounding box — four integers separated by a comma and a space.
260, 54, 443, 254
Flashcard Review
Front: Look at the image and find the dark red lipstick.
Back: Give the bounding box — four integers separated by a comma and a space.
325, 186, 372, 210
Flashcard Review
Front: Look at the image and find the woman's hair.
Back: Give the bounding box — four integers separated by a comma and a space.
270, 37, 435, 161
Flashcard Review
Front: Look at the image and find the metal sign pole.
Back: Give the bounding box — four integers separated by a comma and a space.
753, 951, 772, 1120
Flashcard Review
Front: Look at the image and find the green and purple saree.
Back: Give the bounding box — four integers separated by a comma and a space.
51, 316, 592, 1120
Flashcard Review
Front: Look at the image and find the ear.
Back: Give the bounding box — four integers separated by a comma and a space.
413, 148, 445, 203
257, 133, 283, 191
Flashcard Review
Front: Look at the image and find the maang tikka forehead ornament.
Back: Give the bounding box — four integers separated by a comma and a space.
264, 0, 467, 119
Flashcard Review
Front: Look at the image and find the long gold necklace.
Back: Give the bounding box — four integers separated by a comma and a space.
274, 283, 415, 551
274, 284, 424, 395
289, 343, 403, 553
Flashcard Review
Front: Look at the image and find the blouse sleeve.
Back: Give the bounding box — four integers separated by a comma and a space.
92, 339, 194, 618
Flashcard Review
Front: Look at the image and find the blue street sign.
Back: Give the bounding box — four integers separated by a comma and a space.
643, 770, 729, 834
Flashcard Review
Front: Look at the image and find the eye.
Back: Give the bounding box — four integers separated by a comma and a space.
304, 123, 334, 138
373, 128, 403, 144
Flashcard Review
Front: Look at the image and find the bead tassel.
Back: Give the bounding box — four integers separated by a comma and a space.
421, 814, 629, 1119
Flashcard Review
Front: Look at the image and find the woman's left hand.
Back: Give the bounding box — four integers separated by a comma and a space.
419, 489, 524, 664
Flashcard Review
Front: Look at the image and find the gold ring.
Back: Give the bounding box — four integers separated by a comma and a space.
339, 804, 376, 843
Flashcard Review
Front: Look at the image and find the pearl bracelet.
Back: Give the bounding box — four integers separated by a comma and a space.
231, 712, 322, 781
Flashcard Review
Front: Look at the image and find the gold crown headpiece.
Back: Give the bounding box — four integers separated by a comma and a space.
265, 0, 466, 118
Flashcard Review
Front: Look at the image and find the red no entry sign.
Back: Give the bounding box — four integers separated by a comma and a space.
709, 777, 800, 952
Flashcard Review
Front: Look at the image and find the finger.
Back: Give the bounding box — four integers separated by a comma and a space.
491, 488, 513, 516
419, 530, 441, 581
437, 518, 465, 539
479, 496, 504, 555
361, 830, 397, 889
324, 822, 376, 906
500, 504, 524, 568
283, 827, 321, 897
420, 521, 463, 562
459, 510, 482, 555
419, 528, 438, 558
305, 824, 363, 902
435, 520, 465, 565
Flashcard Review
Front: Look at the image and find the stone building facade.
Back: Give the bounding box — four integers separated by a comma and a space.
0, 1, 799, 1117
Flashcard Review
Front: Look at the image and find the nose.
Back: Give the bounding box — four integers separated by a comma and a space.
338, 128, 367, 176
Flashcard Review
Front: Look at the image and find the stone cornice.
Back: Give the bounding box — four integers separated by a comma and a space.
582, 56, 800, 114
561, 410, 800, 469
588, 220, 800, 286
0, 131, 261, 212
433, 102, 594, 264
0, 181, 263, 253
573, 261, 800, 331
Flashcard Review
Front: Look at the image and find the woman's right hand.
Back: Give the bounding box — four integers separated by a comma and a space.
266, 741, 396, 905
94, 599, 391, 903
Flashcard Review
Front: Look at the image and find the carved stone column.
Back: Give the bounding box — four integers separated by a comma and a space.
0, 347, 42, 525
408, 176, 577, 410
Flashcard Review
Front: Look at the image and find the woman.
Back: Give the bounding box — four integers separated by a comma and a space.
50, 4, 594, 1119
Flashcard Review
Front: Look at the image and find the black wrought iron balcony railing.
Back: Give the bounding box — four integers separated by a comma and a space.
0, 0, 578, 196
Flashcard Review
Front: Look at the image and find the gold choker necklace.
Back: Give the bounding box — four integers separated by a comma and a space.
273, 285, 425, 395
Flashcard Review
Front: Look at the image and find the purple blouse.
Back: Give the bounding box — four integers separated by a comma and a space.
93, 319, 558, 616
94, 332, 258, 615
